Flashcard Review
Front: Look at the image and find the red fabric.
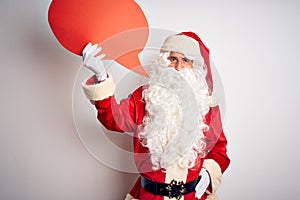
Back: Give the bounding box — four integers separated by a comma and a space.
94, 32, 230, 199
94, 87, 230, 199
129, 176, 141, 198
204, 107, 230, 173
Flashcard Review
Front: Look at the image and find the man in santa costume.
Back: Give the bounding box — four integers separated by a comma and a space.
81, 31, 230, 200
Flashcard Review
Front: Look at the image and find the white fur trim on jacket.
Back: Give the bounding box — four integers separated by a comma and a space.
202, 159, 222, 194
82, 74, 116, 101
164, 163, 188, 200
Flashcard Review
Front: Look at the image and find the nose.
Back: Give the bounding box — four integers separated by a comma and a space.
175, 61, 184, 71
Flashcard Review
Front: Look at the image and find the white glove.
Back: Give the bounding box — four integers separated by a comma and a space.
195, 168, 210, 199
82, 42, 107, 82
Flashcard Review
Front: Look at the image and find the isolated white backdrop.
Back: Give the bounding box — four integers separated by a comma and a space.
1, 0, 300, 199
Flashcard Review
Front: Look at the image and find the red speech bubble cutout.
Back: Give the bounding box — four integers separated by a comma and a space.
48, 0, 149, 76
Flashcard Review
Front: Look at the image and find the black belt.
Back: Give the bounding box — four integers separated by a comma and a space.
141, 175, 201, 199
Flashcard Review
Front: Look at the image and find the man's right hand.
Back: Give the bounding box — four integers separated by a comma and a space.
82, 43, 107, 82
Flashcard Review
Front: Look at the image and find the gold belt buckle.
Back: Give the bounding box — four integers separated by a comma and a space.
166, 179, 186, 199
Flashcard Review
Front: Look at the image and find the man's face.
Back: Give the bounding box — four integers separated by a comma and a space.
167, 52, 193, 71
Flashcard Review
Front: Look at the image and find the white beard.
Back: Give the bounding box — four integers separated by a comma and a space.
139, 57, 210, 170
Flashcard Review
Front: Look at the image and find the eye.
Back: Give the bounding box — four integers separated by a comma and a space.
183, 58, 191, 63
170, 56, 177, 61
168, 56, 178, 63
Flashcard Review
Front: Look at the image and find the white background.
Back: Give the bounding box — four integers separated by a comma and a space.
1, 0, 300, 199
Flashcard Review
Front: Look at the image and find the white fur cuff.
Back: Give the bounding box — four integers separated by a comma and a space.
82, 74, 116, 101
207, 193, 219, 200
124, 194, 138, 200
208, 94, 218, 107
202, 159, 222, 194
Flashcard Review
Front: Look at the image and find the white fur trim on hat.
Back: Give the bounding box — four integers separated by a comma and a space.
160, 34, 201, 61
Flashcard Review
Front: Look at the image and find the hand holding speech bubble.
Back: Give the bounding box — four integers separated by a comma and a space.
48, 0, 149, 76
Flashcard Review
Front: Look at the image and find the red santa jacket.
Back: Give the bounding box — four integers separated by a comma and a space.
83, 76, 230, 200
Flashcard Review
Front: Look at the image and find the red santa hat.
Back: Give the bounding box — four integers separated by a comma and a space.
160, 31, 214, 96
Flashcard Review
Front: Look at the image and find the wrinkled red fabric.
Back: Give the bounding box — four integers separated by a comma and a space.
93, 32, 230, 199
94, 86, 230, 199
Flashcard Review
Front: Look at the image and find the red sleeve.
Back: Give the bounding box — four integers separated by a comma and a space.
204, 106, 230, 173
94, 87, 142, 133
